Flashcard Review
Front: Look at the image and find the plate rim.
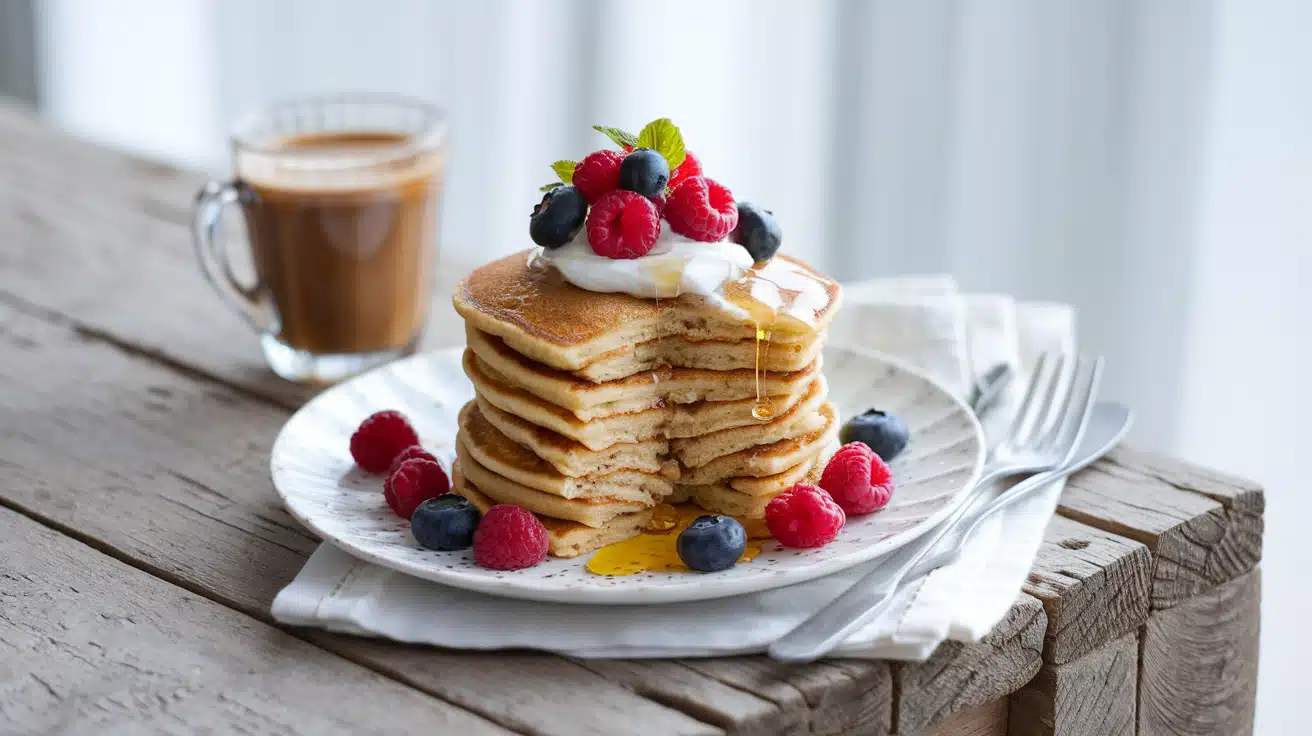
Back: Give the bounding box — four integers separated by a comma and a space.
271, 344, 986, 605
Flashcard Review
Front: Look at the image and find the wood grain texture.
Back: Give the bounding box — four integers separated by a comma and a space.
0, 506, 508, 735
923, 698, 1007, 736
686, 659, 893, 736
892, 595, 1046, 735
577, 660, 787, 736
0, 302, 719, 736
1139, 568, 1260, 736
1059, 456, 1262, 609
1008, 632, 1137, 736
1023, 514, 1150, 665
0, 102, 470, 411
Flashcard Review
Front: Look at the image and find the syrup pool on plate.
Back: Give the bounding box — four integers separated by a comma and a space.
586, 504, 762, 576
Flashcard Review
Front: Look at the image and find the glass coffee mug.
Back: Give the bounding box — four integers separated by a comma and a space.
193, 96, 446, 383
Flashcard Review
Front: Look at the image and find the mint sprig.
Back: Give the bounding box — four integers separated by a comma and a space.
636, 118, 686, 170
593, 125, 639, 149
539, 181, 564, 192
550, 160, 577, 184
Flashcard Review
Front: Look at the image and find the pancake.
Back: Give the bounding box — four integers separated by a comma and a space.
453, 468, 652, 558
453, 250, 842, 372
679, 402, 840, 485
568, 331, 825, 383
669, 377, 827, 468
457, 402, 676, 502
685, 450, 827, 518
725, 446, 831, 495
466, 328, 818, 415
457, 444, 654, 527
465, 349, 817, 451
474, 396, 669, 477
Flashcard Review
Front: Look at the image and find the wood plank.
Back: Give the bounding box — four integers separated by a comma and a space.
892, 595, 1046, 735
1058, 458, 1262, 609
1022, 514, 1151, 665
0, 302, 722, 736
923, 698, 1007, 736
686, 658, 893, 735
1007, 632, 1137, 736
0, 506, 508, 735
576, 660, 789, 736
1139, 568, 1260, 736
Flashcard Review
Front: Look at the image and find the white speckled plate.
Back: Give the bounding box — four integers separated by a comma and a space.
271, 345, 984, 604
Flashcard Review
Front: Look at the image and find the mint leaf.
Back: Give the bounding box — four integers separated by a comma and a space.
540, 181, 564, 192
593, 125, 639, 149
636, 118, 686, 170
551, 160, 577, 184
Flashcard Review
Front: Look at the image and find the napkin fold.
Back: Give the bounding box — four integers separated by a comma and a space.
273, 277, 1075, 661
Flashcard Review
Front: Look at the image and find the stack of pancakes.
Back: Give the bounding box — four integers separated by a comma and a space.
450, 252, 843, 557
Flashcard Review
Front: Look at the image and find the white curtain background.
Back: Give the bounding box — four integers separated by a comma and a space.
29, 0, 1312, 730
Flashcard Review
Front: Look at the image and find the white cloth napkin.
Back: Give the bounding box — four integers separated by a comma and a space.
273, 277, 1075, 661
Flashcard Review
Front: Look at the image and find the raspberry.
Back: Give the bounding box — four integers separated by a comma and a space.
388, 445, 438, 477
384, 458, 450, 519
668, 150, 702, 189
350, 410, 420, 473
586, 190, 661, 259
573, 149, 623, 203
820, 442, 894, 515
765, 484, 846, 548
664, 177, 738, 242
473, 504, 549, 570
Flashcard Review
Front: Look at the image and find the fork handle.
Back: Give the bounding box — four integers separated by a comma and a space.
767, 464, 1071, 663
766, 465, 1012, 663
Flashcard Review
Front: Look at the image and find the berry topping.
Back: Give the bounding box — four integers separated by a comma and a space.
765, 484, 846, 548
731, 202, 783, 262
530, 185, 587, 248
618, 148, 670, 199
664, 176, 738, 242
667, 150, 702, 190
819, 442, 895, 515
473, 504, 550, 570
411, 495, 482, 551
839, 409, 910, 462
350, 410, 420, 473
677, 515, 747, 572
573, 149, 624, 203
585, 190, 662, 259
387, 445, 438, 478
384, 458, 450, 519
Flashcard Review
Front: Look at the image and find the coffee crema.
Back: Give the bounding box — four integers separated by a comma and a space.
237, 131, 443, 356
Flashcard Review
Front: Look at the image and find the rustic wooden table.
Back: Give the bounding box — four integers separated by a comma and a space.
0, 100, 1264, 736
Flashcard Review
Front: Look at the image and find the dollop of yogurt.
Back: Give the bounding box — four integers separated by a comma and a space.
538, 222, 752, 306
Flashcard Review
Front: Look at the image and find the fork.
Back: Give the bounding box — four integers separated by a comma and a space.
768, 352, 1103, 662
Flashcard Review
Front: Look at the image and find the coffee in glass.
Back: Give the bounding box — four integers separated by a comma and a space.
193, 96, 445, 383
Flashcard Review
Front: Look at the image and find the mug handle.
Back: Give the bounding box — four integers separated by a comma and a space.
191, 180, 275, 332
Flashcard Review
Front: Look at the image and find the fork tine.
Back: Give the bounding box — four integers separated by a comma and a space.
1016, 353, 1068, 447
1006, 352, 1057, 443
1049, 355, 1104, 461
1034, 354, 1078, 450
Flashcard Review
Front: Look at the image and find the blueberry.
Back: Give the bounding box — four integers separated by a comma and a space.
839, 409, 910, 462
677, 515, 747, 572
730, 202, 783, 261
530, 186, 587, 248
618, 148, 670, 199
411, 495, 481, 551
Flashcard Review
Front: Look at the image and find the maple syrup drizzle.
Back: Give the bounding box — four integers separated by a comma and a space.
724, 259, 831, 422
586, 504, 762, 577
